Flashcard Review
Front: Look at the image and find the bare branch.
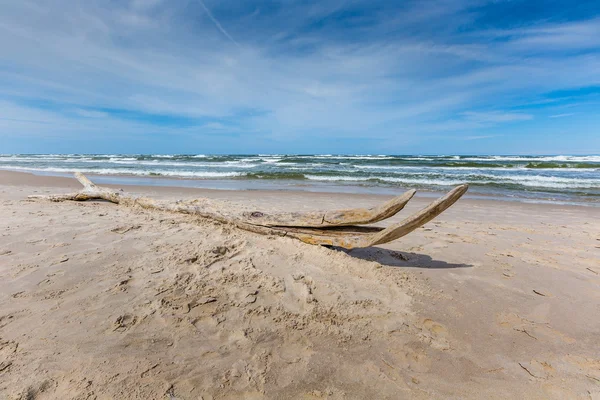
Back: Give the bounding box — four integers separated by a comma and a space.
28, 173, 468, 249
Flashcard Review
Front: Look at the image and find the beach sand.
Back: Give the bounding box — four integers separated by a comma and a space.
1, 171, 599, 399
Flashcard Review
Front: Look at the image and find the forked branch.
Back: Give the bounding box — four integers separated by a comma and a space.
28, 173, 468, 249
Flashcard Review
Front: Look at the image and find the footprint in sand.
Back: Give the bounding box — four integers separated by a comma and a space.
420, 319, 451, 351
111, 225, 141, 234
112, 314, 138, 332
18, 379, 57, 399
0, 339, 19, 374
422, 319, 447, 335
281, 273, 316, 313
497, 313, 576, 344
0, 310, 30, 329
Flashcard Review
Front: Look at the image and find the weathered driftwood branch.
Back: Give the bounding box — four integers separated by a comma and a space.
241, 188, 416, 227
28, 173, 468, 249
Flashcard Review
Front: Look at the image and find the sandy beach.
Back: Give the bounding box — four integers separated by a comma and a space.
1, 170, 599, 399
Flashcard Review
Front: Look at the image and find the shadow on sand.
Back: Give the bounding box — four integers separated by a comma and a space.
338, 247, 472, 269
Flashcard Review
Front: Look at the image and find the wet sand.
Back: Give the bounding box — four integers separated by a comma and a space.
1, 171, 599, 399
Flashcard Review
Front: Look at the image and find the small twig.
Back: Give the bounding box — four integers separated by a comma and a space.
522, 317, 549, 325
514, 328, 538, 340
518, 363, 537, 378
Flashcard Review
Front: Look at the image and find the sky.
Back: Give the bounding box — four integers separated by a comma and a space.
0, 0, 599, 155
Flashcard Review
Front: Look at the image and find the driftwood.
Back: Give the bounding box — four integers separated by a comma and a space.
29, 173, 468, 249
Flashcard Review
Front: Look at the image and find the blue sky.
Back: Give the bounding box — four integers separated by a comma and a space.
0, 0, 599, 154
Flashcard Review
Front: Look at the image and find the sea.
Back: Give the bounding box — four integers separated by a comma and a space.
1, 154, 599, 206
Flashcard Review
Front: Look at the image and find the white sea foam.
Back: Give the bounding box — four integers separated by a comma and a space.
473, 174, 600, 188
352, 164, 599, 172
290, 155, 395, 160
82, 160, 259, 169
153, 171, 243, 178
305, 175, 371, 182
460, 155, 600, 162
378, 177, 468, 186
0, 166, 243, 178
305, 175, 468, 185
262, 158, 282, 163
109, 157, 137, 161
304, 172, 600, 189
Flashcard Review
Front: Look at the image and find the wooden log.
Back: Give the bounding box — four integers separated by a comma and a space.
28, 173, 468, 249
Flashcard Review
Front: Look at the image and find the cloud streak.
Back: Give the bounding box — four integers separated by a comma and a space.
197, 0, 240, 47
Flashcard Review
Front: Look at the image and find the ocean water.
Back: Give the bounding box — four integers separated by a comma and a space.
1, 154, 599, 205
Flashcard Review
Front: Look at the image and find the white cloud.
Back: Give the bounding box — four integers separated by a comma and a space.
461, 135, 499, 140
73, 109, 110, 119
461, 111, 533, 123
131, 0, 163, 10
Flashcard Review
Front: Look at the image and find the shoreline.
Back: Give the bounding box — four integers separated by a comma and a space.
2, 169, 598, 208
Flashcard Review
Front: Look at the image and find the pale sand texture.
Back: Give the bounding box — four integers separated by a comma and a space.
0, 171, 599, 399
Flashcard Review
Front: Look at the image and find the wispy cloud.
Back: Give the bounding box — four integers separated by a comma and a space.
0, 0, 599, 153
549, 113, 575, 118
461, 135, 500, 141
73, 109, 110, 119
461, 111, 533, 124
